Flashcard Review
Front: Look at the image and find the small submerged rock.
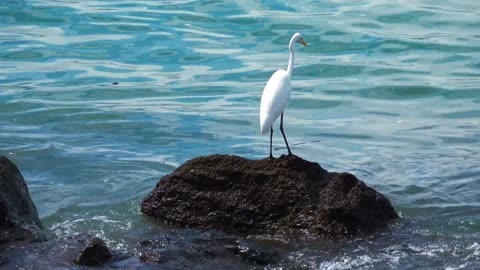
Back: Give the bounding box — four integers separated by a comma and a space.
134, 230, 280, 269
141, 154, 398, 237
74, 237, 112, 266
224, 244, 279, 266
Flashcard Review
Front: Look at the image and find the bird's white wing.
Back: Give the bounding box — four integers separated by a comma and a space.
260, 69, 292, 134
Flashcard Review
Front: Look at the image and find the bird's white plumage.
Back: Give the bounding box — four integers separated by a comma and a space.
260, 69, 291, 134
259, 32, 306, 158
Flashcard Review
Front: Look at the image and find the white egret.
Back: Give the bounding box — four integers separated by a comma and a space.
260, 33, 307, 158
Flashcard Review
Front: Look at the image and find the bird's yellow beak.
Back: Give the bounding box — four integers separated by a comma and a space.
300, 38, 308, 47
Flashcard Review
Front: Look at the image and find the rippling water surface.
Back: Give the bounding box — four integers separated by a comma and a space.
1, 0, 479, 268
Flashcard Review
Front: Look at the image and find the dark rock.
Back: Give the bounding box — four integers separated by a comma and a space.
141, 154, 398, 237
74, 237, 112, 266
0, 156, 45, 243
2, 234, 121, 269
135, 230, 278, 269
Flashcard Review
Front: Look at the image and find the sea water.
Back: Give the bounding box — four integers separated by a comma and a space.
1, 0, 479, 268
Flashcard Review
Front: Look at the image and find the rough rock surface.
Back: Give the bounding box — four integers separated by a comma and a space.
0, 156, 45, 243
2, 231, 279, 269
137, 231, 279, 268
141, 154, 398, 236
74, 237, 112, 266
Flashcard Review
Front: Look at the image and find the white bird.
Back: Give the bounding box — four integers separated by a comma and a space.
260, 32, 307, 158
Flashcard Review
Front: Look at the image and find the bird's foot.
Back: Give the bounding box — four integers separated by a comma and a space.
269, 154, 274, 159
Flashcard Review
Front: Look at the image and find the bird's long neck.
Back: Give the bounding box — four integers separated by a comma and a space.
286, 42, 295, 77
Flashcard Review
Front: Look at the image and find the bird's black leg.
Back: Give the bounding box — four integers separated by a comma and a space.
269, 126, 274, 159
280, 113, 292, 156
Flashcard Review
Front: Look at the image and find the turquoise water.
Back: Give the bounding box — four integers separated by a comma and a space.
1, 0, 479, 268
